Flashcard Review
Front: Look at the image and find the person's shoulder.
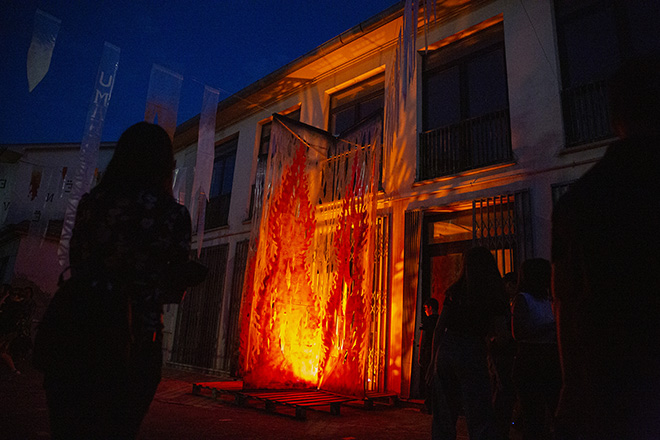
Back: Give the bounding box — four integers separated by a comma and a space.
161, 196, 191, 225
512, 292, 530, 308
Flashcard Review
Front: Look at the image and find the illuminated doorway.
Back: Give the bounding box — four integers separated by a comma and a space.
411, 191, 532, 398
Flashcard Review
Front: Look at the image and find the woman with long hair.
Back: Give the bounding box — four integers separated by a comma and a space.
431, 246, 508, 440
43, 122, 192, 439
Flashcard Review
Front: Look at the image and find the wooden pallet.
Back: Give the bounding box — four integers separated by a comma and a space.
363, 391, 399, 409
192, 381, 244, 404
241, 389, 357, 419
191, 382, 357, 420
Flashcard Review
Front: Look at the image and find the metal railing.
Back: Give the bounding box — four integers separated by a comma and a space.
562, 80, 613, 147
418, 109, 512, 181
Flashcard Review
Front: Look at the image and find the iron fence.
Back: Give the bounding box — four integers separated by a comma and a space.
418, 109, 512, 181
562, 80, 613, 147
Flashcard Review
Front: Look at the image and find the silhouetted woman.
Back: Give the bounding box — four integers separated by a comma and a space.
511, 258, 560, 440
44, 122, 192, 439
430, 246, 508, 440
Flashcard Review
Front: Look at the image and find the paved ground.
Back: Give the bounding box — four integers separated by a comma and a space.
0, 357, 476, 440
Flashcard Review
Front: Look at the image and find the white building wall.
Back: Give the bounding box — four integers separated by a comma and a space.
172, 0, 613, 388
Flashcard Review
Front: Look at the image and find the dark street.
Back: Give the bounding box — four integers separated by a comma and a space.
0, 359, 468, 440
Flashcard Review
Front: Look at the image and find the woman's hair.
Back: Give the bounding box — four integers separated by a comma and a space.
518, 258, 551, 299
454, 246, 504, 304
100, 122, 174, 194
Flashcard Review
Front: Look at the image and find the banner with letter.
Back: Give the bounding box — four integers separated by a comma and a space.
58, 42, 120, 267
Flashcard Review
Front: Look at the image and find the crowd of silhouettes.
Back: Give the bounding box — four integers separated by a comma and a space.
426, 56, 660, 440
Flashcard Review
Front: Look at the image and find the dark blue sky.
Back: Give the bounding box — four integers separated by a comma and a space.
1, 0, 398, 144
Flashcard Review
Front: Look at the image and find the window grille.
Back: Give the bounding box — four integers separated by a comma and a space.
555, 0, 660, 147
219, 239, 249, 376
473, 190, 533, 273
171, 244, 228, 370
206, 137, 237, 229
366, 215, 390, 392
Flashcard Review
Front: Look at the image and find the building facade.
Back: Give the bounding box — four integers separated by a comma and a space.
2, 0, 656, 398
168, 0, 660, 397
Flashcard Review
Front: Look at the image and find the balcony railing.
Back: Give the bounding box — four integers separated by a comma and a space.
562, 80, 613, 147
418, 109, 512, 181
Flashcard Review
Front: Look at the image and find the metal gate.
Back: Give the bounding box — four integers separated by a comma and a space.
171, 244, 228, 369
365, 215, 390, 392
473, 190, 533, 273
219, 239, 248, 375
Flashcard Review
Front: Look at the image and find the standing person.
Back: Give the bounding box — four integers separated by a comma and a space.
419, 297, 439, 413
490, 272, 517, 440
511, 258, 560, 440
552, 57, 660, 439
430, 246, 508, 440
41, 122, 193, 440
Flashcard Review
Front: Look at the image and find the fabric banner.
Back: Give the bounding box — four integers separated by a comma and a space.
58, 42, 120, 267
27, 9, 61, 92
190, 86, 219, 255
401, 0, 419, 102
239, 114, 381, 397
172, 166, 190, 206
384, 29, 402, 170
144, 65, 183, 140
384, 0, 419, 177
423, 0, 437, 52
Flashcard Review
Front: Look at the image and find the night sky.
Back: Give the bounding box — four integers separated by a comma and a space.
0, 0, 398, 144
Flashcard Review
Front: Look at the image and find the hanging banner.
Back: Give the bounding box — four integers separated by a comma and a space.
190, 85, 219, 255
172, 166, 189, 206
401, 0, 419, 102
27, 9, 61, 92
144, 64, 183, 139
58, 42, 120, 267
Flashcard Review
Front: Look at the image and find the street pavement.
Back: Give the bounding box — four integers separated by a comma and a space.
1, 357, 474, 440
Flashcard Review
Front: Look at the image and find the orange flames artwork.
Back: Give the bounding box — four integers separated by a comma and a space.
239, 124, 377, 396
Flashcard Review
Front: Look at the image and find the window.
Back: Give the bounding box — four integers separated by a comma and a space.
248, 109, 300, 219
328, 74, 385, 189
329, 74, 384, 137
419, 23, 511, 180
555, 0, 660, 147
205, 136, 237, 228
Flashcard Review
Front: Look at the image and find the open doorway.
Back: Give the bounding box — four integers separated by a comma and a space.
410, 191, 532, 399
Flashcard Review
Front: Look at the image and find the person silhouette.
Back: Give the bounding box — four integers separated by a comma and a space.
42, 122, 193, 440
430, 246, 508, 440
511, 258, 560, 440
552, 57, 660, 439
419, 297, 439, 413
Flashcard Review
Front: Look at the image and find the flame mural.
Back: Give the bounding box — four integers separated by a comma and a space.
239, 115, 381, 396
